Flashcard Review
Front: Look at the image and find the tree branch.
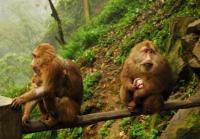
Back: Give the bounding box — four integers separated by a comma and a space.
22, 97, 200, 134
48, 0, 66, 45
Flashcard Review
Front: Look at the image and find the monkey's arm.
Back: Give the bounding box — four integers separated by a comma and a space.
120, 64, 135, 91
22, 100, 38, 125
11, 85, 53, 108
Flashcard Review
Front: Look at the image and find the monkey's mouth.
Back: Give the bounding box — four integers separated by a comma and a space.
142, 63, 153, 71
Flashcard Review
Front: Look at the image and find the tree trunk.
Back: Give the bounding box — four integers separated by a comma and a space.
48, 0, 66, 45
83, 0, 90, 23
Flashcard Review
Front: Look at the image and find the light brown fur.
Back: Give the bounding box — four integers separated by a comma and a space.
12, 43, 83, 127
120, 40, 173, 114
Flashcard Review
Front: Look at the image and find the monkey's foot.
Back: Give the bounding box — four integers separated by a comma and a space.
41, 116, 58, 127
22, 115, 30, 126
127, 101, 136, 112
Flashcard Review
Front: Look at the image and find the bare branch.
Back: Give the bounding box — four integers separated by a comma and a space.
48, 0, 65, 45
22, 97, 200, 134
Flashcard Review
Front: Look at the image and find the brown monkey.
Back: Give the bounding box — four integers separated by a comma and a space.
120, 40, 173, 114
12, 43, 83, 127
22, 73, 49, 125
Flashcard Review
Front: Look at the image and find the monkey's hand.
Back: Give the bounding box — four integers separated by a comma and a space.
22, 114, 30, 126
126, 84, 135, 91
39, 114, 48, 122
133, 78, 144, 89
11, 97, 25, 109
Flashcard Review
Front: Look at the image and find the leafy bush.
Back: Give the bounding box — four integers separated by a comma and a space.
130, 120, 159, 139
98, 120, 114, 138
80, 49, 96, 66
83, 71, 102, 100
60, 0, 151, 60
60, 25, 108, 59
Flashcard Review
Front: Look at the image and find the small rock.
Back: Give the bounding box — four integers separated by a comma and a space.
187, 19, 200, 34
189, 58, 200, 68
182, 33, 199, 48
192, 40, 200, 61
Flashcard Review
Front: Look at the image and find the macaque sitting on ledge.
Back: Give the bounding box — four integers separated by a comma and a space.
120, 40, 174, 114
11, 43, 83, 127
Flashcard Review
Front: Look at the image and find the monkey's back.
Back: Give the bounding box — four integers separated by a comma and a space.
64, 59, 83, 105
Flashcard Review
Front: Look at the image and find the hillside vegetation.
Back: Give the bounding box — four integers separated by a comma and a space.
57, 0, 200, 139
53, 0, 200, 139
2, 0, 200, 139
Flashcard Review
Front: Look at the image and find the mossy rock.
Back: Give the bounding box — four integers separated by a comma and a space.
177, 125, 200, 139
160, 96, 200, 139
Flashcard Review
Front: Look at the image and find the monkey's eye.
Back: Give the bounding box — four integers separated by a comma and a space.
144, 49, 149, 53
32, 53, 37, 58
149, 49, 154, 54
143, 49, 155, 54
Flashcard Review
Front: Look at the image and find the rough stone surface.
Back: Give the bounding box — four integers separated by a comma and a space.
187, 19, 200, 34
176, 126, 200, 139
182, 33, 199, 49
160, 89, 200, 139
189, 58, 200, 68
160, 107, 200, 139
192, 40, 200, 61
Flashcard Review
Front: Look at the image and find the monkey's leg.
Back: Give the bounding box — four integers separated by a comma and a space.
120, 86, 133, 104
120, 87, 136, 111
56, 97, 79, 124
40, 96, 58, 127
142, 95, 163, 114
22, 100, 38, 125
38, 99, 48, 122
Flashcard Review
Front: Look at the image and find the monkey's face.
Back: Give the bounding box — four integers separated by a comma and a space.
31, 50, 41, 73
135, 45, 158, 73
31, 44, 56, 72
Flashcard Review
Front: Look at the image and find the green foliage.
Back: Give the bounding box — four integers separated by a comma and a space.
98, 128, 108, 139
120, 23, 154, 56
114, 55, 126, 65
98, 120, 114, 138
130, 121, 146, 138
83, 71, 102, 100
95, 0, 130, 25
23, 131, 52, 139
176, 0, 200, 17
60, 25, 108, 59
152, 19, 171, 52
118, 0, 200, 58
65, 127, 83, 139
60, 0, 153, 60
130, 120, 159, 139
81, 49, 96, 66
0, 53, 32, 97
119, 117, 132, 129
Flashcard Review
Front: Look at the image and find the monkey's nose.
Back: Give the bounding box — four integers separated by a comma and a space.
143, 63, 153, 70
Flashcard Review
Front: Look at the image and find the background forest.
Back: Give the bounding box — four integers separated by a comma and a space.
0, 0, 200, 139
